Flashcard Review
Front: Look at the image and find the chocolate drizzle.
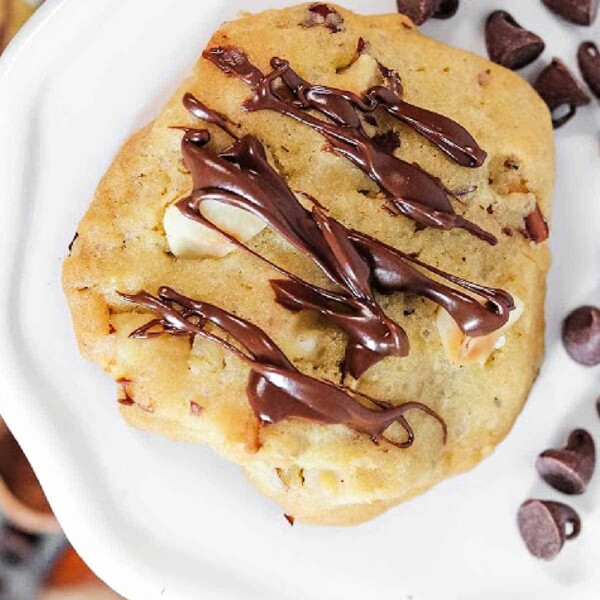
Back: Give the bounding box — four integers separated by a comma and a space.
174, 100, 513, 377
177, 126, 408, 377
119, 46, 524, 442
113, 43, 514, 448
122, 287, 447, 447
203, 47, 496, 245
182, 93, 239, 138
367, 85, 486, 167
203, 46, 263, 88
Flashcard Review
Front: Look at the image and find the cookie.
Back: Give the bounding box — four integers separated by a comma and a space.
0, 0, 35, 54
63, 3, 554, 525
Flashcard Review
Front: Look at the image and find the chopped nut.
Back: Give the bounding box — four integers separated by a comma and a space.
301, 469, 341, 494
276, 466, 305, 489
452, 184, 478, 197
275, 468, 290, 490
118, 395, 135, 407
524, 204, 549, 243
163, 201, 265, 259
478, 69, 492, 87
190, 401, 204, 416
245, 419, 262, 453
335, 53, 382, 93
302, 4, 345, 32
437, 296, 524, 365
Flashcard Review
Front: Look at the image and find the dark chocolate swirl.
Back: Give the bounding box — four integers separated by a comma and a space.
203, 46, 496, 244
183, 93, 239, 137
121, 287, 447, 447
203, 46, 263, 88
177, 126, 408, 377
366, 85, 486, 167
174, 98, 512, 377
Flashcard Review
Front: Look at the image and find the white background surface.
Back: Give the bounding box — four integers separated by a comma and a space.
0, 1, 599, 598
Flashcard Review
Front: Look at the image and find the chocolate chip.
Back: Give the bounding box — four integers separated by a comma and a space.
303, 4, 344, 33
433, 0, 459, 19
357, 37, 369, 55
518, 499, 581, 560
578, 41, 600, 98
371, 130, 401, 154
504, 158, 520, 170
377, 62, 404, 96
485, 11, 545, 70
542, 0, 599, 26
562, 305, 600, 365
284, 514, 295, 526
396, 0, 440, 25
363, 113, 378, 127
536, 429, 595, 494
533, 58, 591, 128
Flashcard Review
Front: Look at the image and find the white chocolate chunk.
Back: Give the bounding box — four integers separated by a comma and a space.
163, 201, 266, 258
437, 296, 524, 365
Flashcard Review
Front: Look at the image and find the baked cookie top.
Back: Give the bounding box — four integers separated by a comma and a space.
63, 4, 554, 524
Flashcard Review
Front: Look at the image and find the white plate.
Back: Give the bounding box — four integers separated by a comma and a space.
1, 1, 599, 598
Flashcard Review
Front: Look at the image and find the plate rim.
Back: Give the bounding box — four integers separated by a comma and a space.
1, 2, 599, 599
0, 1, 257, 598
